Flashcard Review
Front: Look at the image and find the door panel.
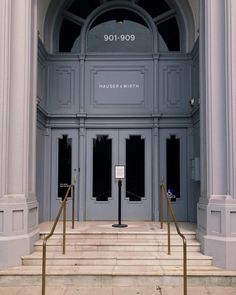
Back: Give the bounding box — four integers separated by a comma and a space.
51, 130, 79, 220
160, 129, 188, 221
119, 130, 152, 220
86, 129, 152, 220
86, 130, 118, 220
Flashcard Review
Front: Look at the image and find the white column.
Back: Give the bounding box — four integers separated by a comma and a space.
226, 0, 236, 202
0, 0, 11, 202
0, 0, 39, 267
197, 0, 236, 269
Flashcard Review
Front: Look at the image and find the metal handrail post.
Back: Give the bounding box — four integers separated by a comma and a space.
63, 198, 67, 255
72, 185, 75, 229
167, 197, 171, 255
42, 240, 47, 295
183, 239, 187, 295
41, 185, 72, 295
161, 181, 187, 295
159, 184, 163, 229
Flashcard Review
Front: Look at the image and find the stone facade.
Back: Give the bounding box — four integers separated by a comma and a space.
0, 0, 236, 270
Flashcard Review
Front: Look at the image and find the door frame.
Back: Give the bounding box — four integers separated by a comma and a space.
85, 128, 152, 220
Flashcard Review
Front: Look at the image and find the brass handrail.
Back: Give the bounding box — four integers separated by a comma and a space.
42, 184, 75, 295
160, 181, 187, 295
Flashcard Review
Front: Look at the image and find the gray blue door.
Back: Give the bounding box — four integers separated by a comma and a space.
86, 129, 152, 220
50, 129, 79, 220
160, 129, 188, 221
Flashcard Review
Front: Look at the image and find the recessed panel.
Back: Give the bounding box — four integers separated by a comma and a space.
85, 61, 153, 114
93, 69, 144, 105
0, 211, 3, 233
12, 210, 24, 232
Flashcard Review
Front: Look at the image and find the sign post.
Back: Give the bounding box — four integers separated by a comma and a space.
112, 166, 128, 228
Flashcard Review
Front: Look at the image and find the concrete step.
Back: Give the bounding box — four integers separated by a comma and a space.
33, 239, 200, 252
39, 232, 197, 241
0, 265, 236, 287
22, 251, 212, 266
4, 222, 232, 289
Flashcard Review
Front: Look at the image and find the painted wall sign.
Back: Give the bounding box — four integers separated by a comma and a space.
104, 34, 136, 42
85, 20, 152, 52
93, 69, 145, 105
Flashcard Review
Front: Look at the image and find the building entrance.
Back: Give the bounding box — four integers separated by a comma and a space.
86, 129, 152, 220
37, 0, 199, 224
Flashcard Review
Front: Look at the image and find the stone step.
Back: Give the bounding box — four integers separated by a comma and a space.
33, 239, 200, 252
0, 265, 235, 287
39, 232, 197, 241
22, 251, 212, 266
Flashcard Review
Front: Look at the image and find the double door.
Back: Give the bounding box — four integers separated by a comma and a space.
86, 129, 152, 220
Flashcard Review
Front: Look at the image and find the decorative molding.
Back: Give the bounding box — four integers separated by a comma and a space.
49, 63, 78, 113
85, 62, 153, 114
159, 61, 190, 114
91, 68, 145, 107
12, 210, 24, 232
55, 67, 75, 107
230, 211, 236, 236
0, 211, 3, 232
210, 210, 222, 235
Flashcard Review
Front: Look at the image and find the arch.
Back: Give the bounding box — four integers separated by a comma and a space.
79, 1, 158, 54
165, 0, 195, 52
44, 0, 195, 53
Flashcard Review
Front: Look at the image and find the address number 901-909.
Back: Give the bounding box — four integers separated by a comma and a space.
104, 34, 136, 42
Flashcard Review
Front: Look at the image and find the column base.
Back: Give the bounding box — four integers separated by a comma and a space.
197, 196, 236, 269
0, 197, 39, 267
0, 229, 39, 267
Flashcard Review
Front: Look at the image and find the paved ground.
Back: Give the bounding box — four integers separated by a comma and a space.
0, 286, 236, 295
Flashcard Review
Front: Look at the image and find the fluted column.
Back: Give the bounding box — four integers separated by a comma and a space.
0, 0, 39, 267
197, 0, 236, 269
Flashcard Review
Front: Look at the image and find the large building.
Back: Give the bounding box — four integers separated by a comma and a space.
0, 0, 236, 269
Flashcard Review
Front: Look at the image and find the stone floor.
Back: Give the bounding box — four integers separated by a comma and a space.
0, 286, 236, 295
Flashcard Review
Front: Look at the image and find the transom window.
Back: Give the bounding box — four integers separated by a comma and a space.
59, 0, 180, 53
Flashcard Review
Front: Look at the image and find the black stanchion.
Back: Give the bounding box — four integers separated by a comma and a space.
112, 179, 128, 228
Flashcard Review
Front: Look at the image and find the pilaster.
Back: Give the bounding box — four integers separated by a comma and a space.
0, 0, 39, 267
152, 118, 159, 221
197, 0, 236, 269
79, 120, 86, 221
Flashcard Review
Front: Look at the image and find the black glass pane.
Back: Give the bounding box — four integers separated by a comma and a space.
90, 9, 148, 29
157, 18, 180, 51
166, 135, 180, 201
58, 135, 72, 200
68, 0, 100, 19
59, 19, 81, 52
138, 0, 171, 18
126, 136, 145, 202
93, 136, 112, 201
